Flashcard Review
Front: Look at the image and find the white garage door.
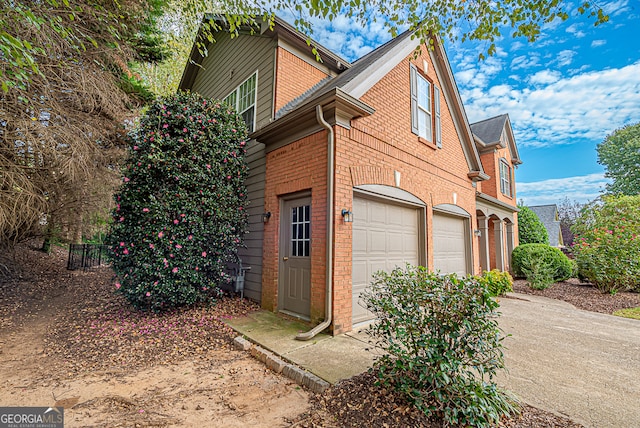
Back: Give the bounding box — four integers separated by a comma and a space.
432, 213, 468, 276
352, 196, 420, 325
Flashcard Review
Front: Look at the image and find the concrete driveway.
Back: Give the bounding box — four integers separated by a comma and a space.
496, 293, 640, 428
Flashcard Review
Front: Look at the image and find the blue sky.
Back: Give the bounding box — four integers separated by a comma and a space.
280, 1, 640, 206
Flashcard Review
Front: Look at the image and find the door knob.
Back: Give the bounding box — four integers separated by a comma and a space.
283, 257, 289, 261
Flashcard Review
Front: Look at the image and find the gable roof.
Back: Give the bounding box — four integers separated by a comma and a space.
179, 15, 349, 91
471, 114, 522, 165
181, 16, 489, 181
528, 204, 564, 247
262, 26, 488, 179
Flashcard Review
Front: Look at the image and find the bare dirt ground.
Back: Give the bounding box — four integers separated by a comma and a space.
0, 243, 310, 427
2, 243, 637, 427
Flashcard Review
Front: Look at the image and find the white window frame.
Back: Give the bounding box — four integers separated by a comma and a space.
410, 63, 441, 147
224, 71, 258, 133
499, 159, 512, 197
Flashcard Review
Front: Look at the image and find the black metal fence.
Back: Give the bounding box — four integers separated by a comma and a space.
67, 244, 109, 271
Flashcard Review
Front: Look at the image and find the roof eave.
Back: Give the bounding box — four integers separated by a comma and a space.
251, 87, 375, 146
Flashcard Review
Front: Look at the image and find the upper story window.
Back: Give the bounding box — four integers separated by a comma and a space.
410, 64, 442, 148
500, 159, 512, 197
224, 72, 257, 133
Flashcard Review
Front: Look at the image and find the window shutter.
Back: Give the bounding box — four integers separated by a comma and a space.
410, 64, 419, 135
434, 85, 442, 148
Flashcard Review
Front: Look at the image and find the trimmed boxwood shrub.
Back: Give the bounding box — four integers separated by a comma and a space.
511, 243, 573, 290
106, 91, 249, 310
362, 265, 518, 427
517, 205, 548, 245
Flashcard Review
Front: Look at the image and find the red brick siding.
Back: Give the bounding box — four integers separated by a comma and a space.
330, 49, 480, 332
273, 47, 329, 114
262, 131, 328, 324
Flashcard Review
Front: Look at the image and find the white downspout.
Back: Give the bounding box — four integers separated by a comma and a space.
296, 105, 334, 340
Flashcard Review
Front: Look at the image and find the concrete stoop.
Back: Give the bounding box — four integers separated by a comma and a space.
233, 336, 330, 393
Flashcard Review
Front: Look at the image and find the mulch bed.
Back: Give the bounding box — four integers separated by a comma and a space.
513, 278, 640, 314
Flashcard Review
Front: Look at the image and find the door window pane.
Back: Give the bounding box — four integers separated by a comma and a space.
290, 204, 311, 257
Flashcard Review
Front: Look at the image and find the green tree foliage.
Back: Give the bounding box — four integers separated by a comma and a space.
511, 244, 573, 289
572, 195, 640, 293
517, 206, 548, 245
597, 122, 640, 196
362, 266, 518, 427
0, 0, 167, 252
106, 92, 249, 310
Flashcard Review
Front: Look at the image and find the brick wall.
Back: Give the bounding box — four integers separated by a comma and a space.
330, 49, 479, 332
273, 47, 329, 114
262, 131, 328, 324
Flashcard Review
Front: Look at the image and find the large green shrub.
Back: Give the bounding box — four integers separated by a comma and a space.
362, 266, 517, 427
106, 91, 249, 310
572, 195, 640, 293
517, 205, 549, 244
478, 269, 513, 296
511, 244, 573, 290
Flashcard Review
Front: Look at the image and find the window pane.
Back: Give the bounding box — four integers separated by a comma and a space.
292, 207, 297, 222
298, 241, 304, 256
241, 108, 254, 133
304, 222, 310, 240
304, 241, 310, 257
298, 224, 303, 239
304, 205, 310, 221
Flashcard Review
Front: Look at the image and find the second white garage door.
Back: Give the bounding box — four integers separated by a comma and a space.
352, 196, 421, 325
432, 212, 468, 276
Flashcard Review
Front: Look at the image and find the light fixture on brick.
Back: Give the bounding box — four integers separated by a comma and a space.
341, 209, 353, 223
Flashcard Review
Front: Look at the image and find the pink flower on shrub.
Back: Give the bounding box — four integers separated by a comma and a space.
180, 213, 185, 217
172, 267, 178, 273
123, 249, 129, 255
146, 292, 151, 297
183, 128, 187, 132
163, 124, 168, 128
120, 242, 125, 247
173, 219, 179, 224
206, 164, 211, 169
202, 251, 207, 257
123, 177, 130, 182
188, 235, 193, 240
149, 243, 154, 249
115, 283, 121, 289
175, 244, 182, 249
143, 208, 149, 212
158, 231, 164, 238
133, 145, 139, 150
119, 217, 124, 222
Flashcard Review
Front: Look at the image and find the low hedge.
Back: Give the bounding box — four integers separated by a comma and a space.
511, 244, 573, 290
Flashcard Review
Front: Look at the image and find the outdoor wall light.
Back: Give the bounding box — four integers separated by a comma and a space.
473, 229, 482, 237
262, 211, 272, 223
341, 209, 353, 223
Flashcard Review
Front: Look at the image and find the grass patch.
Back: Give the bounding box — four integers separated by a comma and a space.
613, 307, 640, 320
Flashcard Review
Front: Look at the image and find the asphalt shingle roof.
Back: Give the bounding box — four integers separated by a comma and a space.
470, 114, 509, 145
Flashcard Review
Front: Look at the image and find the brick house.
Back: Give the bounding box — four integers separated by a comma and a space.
179, 16, 521, 335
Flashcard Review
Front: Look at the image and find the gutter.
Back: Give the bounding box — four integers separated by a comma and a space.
296, 105, 334, 340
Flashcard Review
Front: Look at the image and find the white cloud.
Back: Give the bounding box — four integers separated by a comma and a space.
528, 70, 561, 85
566, 24, 586, 38
517, 173, 609, 205
601, 0, 632, 16
511, 54, 541, 70
591, 39, 607, 48
460, 61, 640, 149
556, 49, 577, 66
